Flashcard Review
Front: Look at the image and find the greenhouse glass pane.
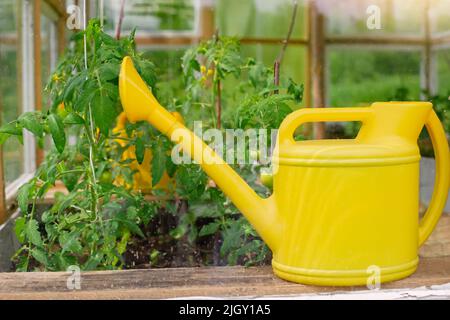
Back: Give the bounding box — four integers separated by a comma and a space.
216, 0, 308, 40
139, 47, 186, 106
436, 49, 450, 96
103, 0, 196, 35
0, 0, 24, 185
41, 14, 57, 108
328, 48, 421, 107
324, 0, 425, 36
429, 0, 450, 34
241, 44, 307, 95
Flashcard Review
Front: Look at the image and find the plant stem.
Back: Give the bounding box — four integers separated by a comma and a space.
214, 28, 222, 129
216, 79, 222, 129
115, 0, 126, 40
273, 0, 298, 94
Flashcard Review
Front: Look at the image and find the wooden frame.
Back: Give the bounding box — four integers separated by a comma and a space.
34, 0, 66, 166
33, 0, 43, 166
309, 0, 326, 139
0, 0, 66, 224
1, 255, 449, 299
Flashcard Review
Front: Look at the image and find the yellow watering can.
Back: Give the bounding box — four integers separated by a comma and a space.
119, 56, 449, 286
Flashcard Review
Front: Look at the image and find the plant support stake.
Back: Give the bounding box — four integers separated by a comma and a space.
274, 0, 298, 94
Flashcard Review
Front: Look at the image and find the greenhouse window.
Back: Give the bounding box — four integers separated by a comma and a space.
102, 0, 200, 37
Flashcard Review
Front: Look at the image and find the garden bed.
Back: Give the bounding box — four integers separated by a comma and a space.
0, 256, 449, 299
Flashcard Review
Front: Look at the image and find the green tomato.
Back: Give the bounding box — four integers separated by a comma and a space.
56, 103, 68, 119
99, 171, 113, 184
260, 170, 273, 189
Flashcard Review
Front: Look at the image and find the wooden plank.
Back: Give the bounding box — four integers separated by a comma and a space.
325, 36, 426, 46
33, 0, 44, 166
422, 0, 432, 94
239, 38, 308, 45
0, 150, 6, 225
0, 256, 449, 299
0, 95, 7, 224
309, 0, 326, 139
135, 36, 198, 46
199, 0, 215, 41
431, 32, 450, 46
420, 215, 450, 258
44, 0, 67, 17
135, 36, 308, 47
57, 12, 66, 56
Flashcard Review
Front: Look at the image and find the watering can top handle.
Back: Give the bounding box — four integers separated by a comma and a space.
278, 107, 373, 143
419, 110, 450, 246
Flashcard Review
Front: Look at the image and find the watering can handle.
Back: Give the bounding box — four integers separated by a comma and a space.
278, 107, 373, 143
418, 110, 450, 246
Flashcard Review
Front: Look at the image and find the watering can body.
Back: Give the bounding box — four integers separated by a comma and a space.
270, 103, 449, 285
119, 57, 450, 286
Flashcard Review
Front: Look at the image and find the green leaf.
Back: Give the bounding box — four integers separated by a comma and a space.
0, 121, 22, 136
135, 137, 145, 164
170, 225, 187, 240
26, 219, 43, 247
31, 248, 49, 267
47, 113, 66, 153
92, 92, 115, 135
73, 86, 96, 112
220, 223, 243, 257
166, 155, 177, 177
59, 232, 83, 254
83, 254, 103, 271
63, 72, 85, 102
0, 133, 9, 145
114, 212, 145, 238
18, 182, 33, 213
151, 143, 166, 186
63, 113, 85, 125
19, 112, 43, 137
287, 79, 304, 103
61, 171, 80, 192
98, 63, 120, 81
199, 222, 220, 237
14, 216, 26, 243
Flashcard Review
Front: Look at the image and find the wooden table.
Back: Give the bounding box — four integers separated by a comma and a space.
0, 256, 449, 299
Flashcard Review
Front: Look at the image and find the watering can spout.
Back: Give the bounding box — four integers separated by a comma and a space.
119, 56, 280, 251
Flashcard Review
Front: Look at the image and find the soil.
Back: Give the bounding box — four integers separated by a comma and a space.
123, 200, 271, 269
12, 202, 271, 271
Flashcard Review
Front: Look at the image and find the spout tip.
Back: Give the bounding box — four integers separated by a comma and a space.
121, 56, 134, 74
119, 56, 157, 123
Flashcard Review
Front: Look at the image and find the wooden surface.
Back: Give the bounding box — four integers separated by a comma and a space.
0, 256, 449, 300
309, 1, 326, 139
420, 214, 450, 258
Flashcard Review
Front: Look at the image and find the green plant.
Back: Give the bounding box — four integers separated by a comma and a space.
173, 36, 303, 266
0, 21, 305, 270
0, 20, 169, 271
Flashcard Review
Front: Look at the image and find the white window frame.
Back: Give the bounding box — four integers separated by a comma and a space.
5, 0, 36, 201
5, 0, 59, 202
96, 0, 202, 38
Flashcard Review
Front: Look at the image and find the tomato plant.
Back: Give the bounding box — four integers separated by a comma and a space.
0, 20, 304, 271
